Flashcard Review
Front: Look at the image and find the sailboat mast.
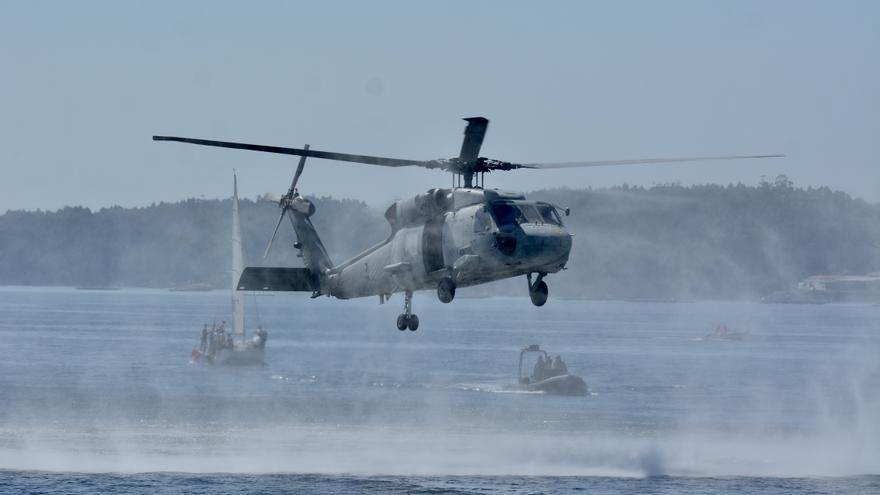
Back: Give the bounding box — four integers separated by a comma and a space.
231, 171, 245, 341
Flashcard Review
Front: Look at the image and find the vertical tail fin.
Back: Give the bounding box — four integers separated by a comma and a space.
287, 196, 333, 275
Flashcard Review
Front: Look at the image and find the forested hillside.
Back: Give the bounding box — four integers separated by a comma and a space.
531, 177, 880, 299
0, 197, 387, 289
2, 178, 878, 300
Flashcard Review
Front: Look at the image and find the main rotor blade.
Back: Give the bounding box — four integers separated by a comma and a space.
289, 144, 310, 193
263, 209, 286, 260
459, 117, 489, 162
153, 136, 433, 168
519, 154, 784, 169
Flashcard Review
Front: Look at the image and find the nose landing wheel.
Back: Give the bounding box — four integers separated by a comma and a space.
396, 290, 419, 331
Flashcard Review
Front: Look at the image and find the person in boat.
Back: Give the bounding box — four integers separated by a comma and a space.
217, 321, 226, 347
206, 326, 215, 357
199, 324, 208, 352
258, 326, 269, 348
533, 355, 547, 382
552, 355, 568, 377
226, 332, 234, 349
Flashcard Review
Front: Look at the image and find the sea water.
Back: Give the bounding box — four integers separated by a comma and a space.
0, 286, 877, 494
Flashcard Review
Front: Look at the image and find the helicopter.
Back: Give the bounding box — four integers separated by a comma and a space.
154, 117, 781, 331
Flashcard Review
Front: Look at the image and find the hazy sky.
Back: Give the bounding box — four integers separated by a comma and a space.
1, 1, 878, 212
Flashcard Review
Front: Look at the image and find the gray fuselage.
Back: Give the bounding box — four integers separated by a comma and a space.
314, 188, 572, 300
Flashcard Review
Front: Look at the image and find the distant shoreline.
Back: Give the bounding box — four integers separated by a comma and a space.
3, 285, 878, 306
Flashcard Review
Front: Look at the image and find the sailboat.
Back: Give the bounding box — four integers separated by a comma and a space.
211, 172, 268, 366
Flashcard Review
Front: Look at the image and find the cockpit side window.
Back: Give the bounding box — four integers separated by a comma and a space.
537, 204, 563, 226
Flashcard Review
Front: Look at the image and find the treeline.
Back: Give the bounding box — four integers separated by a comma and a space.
0, 196, 386, 289
531, 177, 880, 299
1, 178, 878, 300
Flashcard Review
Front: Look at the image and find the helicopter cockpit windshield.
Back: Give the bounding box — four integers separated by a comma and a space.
536, 204, 563, 225
490, 201, 563, 228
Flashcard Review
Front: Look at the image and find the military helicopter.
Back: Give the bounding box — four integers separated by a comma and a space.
154, 117, 780, 331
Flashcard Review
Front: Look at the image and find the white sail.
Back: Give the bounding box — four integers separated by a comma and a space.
231, 172, 245, 339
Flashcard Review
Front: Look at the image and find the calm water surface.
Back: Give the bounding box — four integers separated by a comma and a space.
0, 287, 878, 494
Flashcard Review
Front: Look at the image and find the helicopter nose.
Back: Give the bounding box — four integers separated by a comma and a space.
518, 225, 572, 268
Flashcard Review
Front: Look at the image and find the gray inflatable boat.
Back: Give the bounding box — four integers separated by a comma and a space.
506, 344, 588, 396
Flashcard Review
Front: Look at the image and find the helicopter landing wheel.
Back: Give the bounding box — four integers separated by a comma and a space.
530, 281, 548, 306
407, 314, 419, 331
437, 277, 456, 303
396, 290, 418, 331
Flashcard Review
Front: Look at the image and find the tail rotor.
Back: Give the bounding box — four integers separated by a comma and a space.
263, 144, 309, 259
